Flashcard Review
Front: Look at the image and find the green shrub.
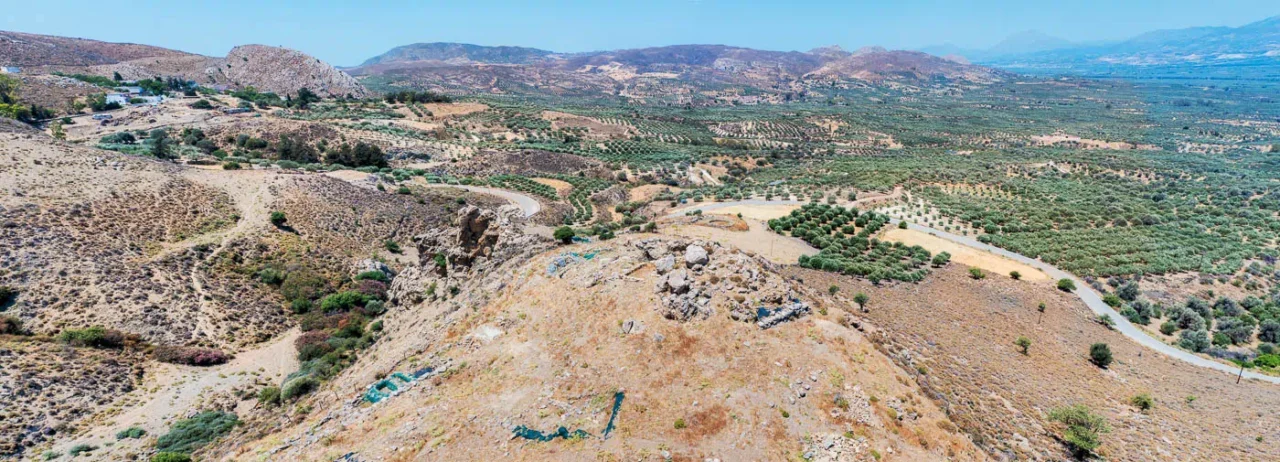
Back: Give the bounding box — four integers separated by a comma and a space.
673, 418, 686, 429
280, 271, 325, 302
384, 240, 401, 253
1178, 329, 1210, 352
58, 326, 125, 349
320, 291, 365, 313
354, 271, 389, 283
1159, 320, 1177, 335
257, 267, 285, 285
1057, 278, 1076, 292
554, 226, 575, 244
361, 300, 386, 316
290, 298, 312, 314
1009, 271, 1022, 280
0, 285, 18, 307
1048, 405, 1110, 457
968, 268, 985, 279
1102, 293, 1123, 308
0, 315, 22, 335
1130, 393, 1154, 411
151, 452, 192, 462
116, 426, 146, 439
155, 411, 238, 454
257, 386, 281, 407
68, 444, 96, 456
222, 161, 241, 170
1015, 336, 1031, 355
281, 376, 320, 401
1089, 343, 1113, 368
269, 211, 287, 227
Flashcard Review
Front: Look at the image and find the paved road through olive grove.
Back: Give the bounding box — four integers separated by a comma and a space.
670, 199, 1280, 384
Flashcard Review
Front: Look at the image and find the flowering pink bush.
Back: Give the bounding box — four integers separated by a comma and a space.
154, 346, 232, 366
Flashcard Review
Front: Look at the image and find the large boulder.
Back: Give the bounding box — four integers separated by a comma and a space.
684, 245, 708, 267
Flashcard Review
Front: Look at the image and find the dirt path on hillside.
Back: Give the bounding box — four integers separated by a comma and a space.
143, 169, 285, 342
52, 328, 301, 459
147, 169, 280, 262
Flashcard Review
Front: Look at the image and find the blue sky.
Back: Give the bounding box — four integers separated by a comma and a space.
5, 1, 1277, 66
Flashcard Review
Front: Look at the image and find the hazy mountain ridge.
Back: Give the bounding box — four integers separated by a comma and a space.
357, 42, 558, 66
924, 15, 1280, 77
353, 42, 1006, 97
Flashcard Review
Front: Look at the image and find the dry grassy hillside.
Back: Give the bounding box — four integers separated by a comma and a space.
0, 122, 499, 459
0, 30, 190, 67
0, 121, 464, 348
208, 221, 984, 461
794, 265, 1280, 461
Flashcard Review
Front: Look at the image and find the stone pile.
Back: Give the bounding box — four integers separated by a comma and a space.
634, 238, 807, 327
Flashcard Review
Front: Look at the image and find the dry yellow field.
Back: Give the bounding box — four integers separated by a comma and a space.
531, 177, 573, 196
881, 228, 1049, 281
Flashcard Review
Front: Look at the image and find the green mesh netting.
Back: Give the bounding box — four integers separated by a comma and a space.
513, 392, 625, 441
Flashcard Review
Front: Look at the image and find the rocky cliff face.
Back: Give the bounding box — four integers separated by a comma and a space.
222, 45, 369, 98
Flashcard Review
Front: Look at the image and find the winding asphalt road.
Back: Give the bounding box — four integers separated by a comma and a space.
669, 199, 1280, 384
419, 183, 541, 218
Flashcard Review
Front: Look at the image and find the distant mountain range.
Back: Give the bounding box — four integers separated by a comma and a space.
922, 15, 1280, 78
350, 42, 1006, 97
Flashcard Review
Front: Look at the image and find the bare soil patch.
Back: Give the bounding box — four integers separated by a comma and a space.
629, 184, 682, 202
422, 102, 488, 118
531, 177, 573, 196
881, 228, 1048, 281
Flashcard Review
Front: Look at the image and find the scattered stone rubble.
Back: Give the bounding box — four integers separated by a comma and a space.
634, 238, 809, 326
802, 433, 871, 462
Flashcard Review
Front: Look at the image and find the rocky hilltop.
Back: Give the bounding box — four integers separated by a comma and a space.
223, 45, 369, 98
0, 31, 368, 98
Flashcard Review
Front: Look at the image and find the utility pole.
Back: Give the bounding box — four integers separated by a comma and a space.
1238, 362, 1245, 384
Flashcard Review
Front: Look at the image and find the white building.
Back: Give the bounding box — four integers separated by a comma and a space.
0, 67, 19, 74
